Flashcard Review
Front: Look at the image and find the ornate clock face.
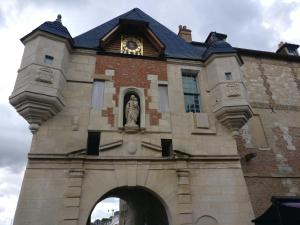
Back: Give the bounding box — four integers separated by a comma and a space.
121, 36, 143, 55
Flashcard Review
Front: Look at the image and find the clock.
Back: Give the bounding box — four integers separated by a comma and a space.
121, 35, 143, 55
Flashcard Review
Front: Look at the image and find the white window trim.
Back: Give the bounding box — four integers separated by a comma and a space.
91, 80, 105, 109
158, 84, 170, 113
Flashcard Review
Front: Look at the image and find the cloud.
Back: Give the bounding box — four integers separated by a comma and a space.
0, 167, 25, 225
91, 197, 120, 221
0, 7, 5, 27
0, 103, 31, 173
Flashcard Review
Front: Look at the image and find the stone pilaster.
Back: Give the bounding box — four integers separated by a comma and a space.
176, 169, 193, 225
62, 161, 84, 225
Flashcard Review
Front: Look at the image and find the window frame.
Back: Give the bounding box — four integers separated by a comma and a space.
181, 70, 201, 113
158, 84, 170, 113
91, 80, 105, 110
44, 55, 54, 65
225, 72, 232, 80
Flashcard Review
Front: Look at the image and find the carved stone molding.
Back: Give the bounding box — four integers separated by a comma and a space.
225, 82, 241, 97
35, 67, 54, 84
9, 91, 64, 133
214, 105, 253, 137
10, 65, 66, 133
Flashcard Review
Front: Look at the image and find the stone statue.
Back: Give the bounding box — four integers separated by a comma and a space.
125, 95, 139, 127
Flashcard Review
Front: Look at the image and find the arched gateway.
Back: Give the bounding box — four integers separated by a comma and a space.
88, 187, 169, 225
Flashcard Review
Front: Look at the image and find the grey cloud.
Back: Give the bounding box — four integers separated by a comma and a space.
15, 0, 87, 10
0, 168, 24, 197
0, 103, 31, 173
266, 1, 298, 28
0, 6, 6, 28
6, 0, 298, 52
101, 197, 119, 203
62, 0, 291, 51
158, 0, 276, 50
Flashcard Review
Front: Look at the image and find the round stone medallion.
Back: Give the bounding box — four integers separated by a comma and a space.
127, 141, 137, 155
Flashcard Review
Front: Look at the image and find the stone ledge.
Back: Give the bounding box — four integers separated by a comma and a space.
28, 153, 241, 161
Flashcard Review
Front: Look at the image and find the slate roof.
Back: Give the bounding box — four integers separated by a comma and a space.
21, 15, 73, 43
203, 40, 237, 59
21, 8, 237, 61
73, 8, 208, 59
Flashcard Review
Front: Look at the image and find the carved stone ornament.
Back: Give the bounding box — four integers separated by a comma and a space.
35, 67, 54, 84
226, 83, 241, 97
125, 95, 139, 129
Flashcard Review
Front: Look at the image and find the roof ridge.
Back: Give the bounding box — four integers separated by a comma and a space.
131, 8, 146, 20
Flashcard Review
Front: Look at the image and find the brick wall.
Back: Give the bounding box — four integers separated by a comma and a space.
239, 56, 300, 216
242, 57, 300, 110
95, 55, 167, 126
237, 125, 300, 216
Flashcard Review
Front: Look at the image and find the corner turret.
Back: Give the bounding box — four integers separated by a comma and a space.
204, 32, 253, 137
9, 15, 72, 133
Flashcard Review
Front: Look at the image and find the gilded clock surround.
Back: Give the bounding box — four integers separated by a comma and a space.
121, 35, 143, 55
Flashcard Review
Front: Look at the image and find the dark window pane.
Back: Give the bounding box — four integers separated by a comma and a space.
182, 72, 201, 112
225, 72, 232, 80
182, 75, 198, 94
184, 94, 200, 113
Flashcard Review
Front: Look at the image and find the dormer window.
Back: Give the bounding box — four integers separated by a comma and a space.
99, 19, 165, 58
287, 48, 299, 56
276, 42, 299, 56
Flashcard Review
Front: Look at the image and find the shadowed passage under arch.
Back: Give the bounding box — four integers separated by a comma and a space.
88, 186, 169, 225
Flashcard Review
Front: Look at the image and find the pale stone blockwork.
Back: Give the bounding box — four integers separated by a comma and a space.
11, 11, 282, 225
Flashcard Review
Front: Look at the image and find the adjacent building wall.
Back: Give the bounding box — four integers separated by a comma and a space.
238, 55, 300, 216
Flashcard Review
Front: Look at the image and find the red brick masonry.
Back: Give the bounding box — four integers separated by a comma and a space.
237, 126, 300, 216
95, 55, 167, 126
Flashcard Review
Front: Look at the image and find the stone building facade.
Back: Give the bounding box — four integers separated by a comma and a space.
9, 8, 300, 225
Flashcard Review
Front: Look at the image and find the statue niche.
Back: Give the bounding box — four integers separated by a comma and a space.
123, 93, 140, 131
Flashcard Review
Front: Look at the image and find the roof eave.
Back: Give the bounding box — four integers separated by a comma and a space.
204, 51, 243, 66
236, 47, 300, 62
20, 30, 74, 50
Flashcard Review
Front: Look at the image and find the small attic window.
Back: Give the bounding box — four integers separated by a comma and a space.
86, 131, 101, 155
225, 72, 232, 80
287, 48, 299, 56
161, 139, 173, 157
44, 55, 54, 65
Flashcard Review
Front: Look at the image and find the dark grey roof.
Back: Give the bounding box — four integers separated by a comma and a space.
203, 40, 236, 59
21, 15, 72, 43
73, 8, 206, 59
38, 21, 72, 40
21, 8, 238, 61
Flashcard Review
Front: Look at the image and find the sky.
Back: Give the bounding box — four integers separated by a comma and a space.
0, 0, 300, 224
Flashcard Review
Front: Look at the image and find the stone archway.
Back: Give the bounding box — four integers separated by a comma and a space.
87, 186, 169, 225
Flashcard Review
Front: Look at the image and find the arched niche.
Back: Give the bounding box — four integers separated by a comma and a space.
86, 186, 170, 225
123, 92, 140, 127
118, 87, 145, 131
196, 215, 218, 225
